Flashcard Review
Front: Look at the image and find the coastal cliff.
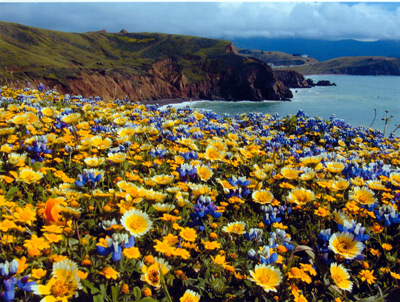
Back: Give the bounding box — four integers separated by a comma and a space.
0, 21, 292, 102
18, 55, 293, 102
273, 70, 312, 88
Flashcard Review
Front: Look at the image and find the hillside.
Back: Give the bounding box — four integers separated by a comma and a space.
0, 21, 293, 101
237, 48, 319, 67
236, 46, 400, 76
283, 56, 400, 75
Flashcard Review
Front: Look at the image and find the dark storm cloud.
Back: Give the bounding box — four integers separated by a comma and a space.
0, 2, 399, 40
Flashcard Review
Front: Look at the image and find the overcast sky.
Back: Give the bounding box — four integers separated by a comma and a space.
0, 2, 400, 41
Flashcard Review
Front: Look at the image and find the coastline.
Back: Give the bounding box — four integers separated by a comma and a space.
143, 97, 290, 107
143, 98, 195, 106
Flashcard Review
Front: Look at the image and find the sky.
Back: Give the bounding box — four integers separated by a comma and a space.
0, 2, 400, 41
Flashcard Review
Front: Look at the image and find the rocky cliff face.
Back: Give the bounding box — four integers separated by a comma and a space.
274, 70, 336, 88
25, 54, 293, 102
273, 70, 312, 89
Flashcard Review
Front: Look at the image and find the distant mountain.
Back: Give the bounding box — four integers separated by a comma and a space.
229, 38, 400, 61
0, 21, 294, 101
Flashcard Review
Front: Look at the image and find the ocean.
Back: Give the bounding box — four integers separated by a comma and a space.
166, 75, 400, 134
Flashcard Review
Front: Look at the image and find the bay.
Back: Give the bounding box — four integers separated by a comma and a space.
169, 75, 400, 134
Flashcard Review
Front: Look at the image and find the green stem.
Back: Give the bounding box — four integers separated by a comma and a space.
160, 267, 173, 302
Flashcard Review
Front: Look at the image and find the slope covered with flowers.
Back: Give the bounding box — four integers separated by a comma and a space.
0, 85, 399, 302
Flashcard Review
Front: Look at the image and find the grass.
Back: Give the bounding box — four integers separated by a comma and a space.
282, 56, 400, 75
237, 49, 319, 66
0, 21, 234, 84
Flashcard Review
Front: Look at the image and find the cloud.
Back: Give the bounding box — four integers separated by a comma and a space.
0, 2, 399, 40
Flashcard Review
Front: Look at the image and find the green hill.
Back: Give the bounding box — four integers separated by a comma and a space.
0, 21, 229, 83
237, 48, 319, 67
0, 21, 293, 101
276, 56, 400, 75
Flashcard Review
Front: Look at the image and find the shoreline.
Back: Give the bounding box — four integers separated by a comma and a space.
142, 97, 292, 106
143, 98, 197, 106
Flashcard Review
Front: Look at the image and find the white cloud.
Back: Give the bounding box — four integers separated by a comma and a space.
0, 2, 399, 40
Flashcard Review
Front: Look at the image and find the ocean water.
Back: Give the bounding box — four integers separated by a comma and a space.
167, 75, 400, 134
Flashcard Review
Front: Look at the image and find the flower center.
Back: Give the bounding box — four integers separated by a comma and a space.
232, 225, 242, 232
358, 195, 367, 203
148, 270, 159, 283
128, 216, 145, 232
337, 241, 351, 253
51, 280, 70, 297
258, 274, 270, 284
333, 274, 344, 284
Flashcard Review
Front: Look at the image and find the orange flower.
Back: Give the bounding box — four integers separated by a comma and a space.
99, 267, 119, 280
390, 272, 400, 279
142, 287, 152, 297
44, 198, 64, 225
288, 267, 312, 284
144, 255, 155, 265
358, 270, 376, 284
314, 207, 330, 217
382, 243, 392, 251
121, 283, 129, 294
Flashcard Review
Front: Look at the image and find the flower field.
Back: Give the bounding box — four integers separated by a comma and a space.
0, 85, 399, 302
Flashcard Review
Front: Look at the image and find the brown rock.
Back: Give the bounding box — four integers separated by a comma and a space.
274, 70, 312, 88
16, 56, 292, 102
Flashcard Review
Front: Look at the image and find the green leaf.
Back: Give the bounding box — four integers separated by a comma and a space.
205, 268, 211, 280
139, 297, 156, 302
100, 284, 107, 298
32, 161, 44, 170
183, 278, 198, 286
93, 294, 105, 302
111, 285, 119, 302
68, 238, 79, 245
6, 186, 18, 198
133, 286, 142, 300
82, 279, 94, 289
289, 224, 298, 235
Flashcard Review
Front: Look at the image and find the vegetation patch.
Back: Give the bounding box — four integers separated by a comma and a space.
0, 85, 399, 302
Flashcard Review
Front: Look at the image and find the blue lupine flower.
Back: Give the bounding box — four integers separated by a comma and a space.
16, 276, 36, 292
318, 229, 331, 244
374, 204, 400, 226
180, 151, 198, 161
26, 138, 52, 164
188, 195, 222, 231
37, 83, 45, 92
111, 242, 122, 262
149, 147, 168, 158
177, 163, 197, 182
97, 234, 136, 262
0, 260, 36, 301
262, 205, 291, 226
75, 169, 103, 189
259, 254, 276, 265
2, 278, 15, 302
247, 246, 278, 265
268, 229, 295, 250
8, 260, 18, 276
244, 228, 264, 243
